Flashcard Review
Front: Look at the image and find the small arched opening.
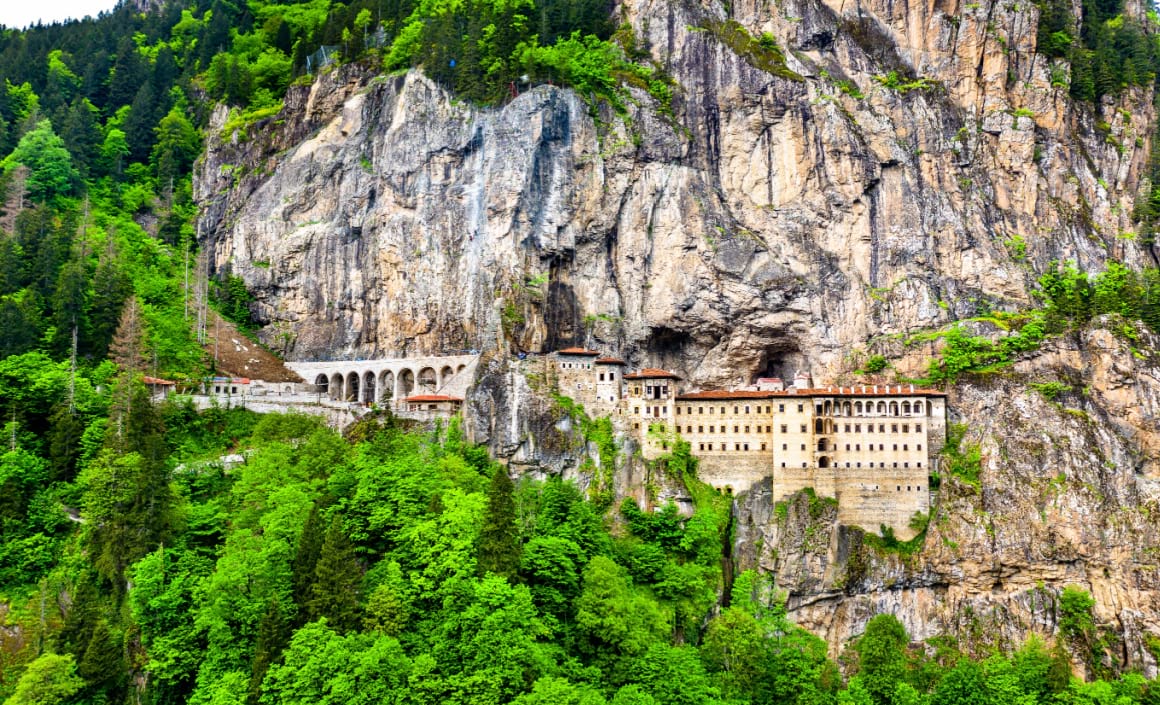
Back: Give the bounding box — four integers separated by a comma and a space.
314, 374, 329, 395
399, 369, 415, 397
457, 364, 466, 373
818, 456, 831, 468
927, 400, 933, 415
843, 401, 852, 416
379, 370, 395, 402
902, 401, 911, 415
418, 367, 437, 393
363, 371, 376, 404
814, 419, 824, 434
329, 373, 343, 401
346, 372, 360, 402
440, 365, 455, 386
855, 401, 863, 414
877, 401, 886, 414
823, 400, 832, 415
890, 401, 899, 416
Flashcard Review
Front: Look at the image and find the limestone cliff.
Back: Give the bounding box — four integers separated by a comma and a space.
195, 0, 1160, 671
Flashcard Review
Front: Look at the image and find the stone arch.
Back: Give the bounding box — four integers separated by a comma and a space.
823, 400, 832, 415
814, 418, 824, 433
399, 368, 415, 397
314, 374, 329, 395
440, 365, 455, 386
418, 367, 437, 393
890, 401, 899, 415
363, 371, 376, 403
877, 401, 886, 414
927, 400, 933, 415
457, 364, 466, 373
902, 401, 911, 415
855, 401, 863, 414
346, 372, 360, 401
379, 370, 395, 402
329, 373, 343, 401
843, 401, 852, 416
818, 456, 831, 468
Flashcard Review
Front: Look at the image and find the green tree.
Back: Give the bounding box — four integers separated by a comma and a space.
1, 120, 79, 202
151, 107, 200, 186
2, 653, 84, 705
477, 467, 520, 579
308, 515, 362, 632
854, 614, 911, 705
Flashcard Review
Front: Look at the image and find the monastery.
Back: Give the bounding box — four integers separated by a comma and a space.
551, 347, 948, 536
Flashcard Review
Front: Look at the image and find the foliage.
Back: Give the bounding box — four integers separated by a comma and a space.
697, 19, 803, 82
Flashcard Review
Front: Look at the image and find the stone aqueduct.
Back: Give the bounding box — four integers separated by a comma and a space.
285, 354, 480, 405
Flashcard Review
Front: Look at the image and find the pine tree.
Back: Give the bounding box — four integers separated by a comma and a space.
307, 515, 362, 633
108, 296, 147, 444
291, 504, 325, 618
87, 253, 132, 359
248, 598, 291, 705
477, 467, 521, 580
48, 403, 86, 482
78, 619, 125, 700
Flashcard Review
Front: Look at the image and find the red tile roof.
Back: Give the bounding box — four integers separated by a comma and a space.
624, 368, 680, 379
556, 347, 601, 356
595, 357, 626, 365
402, 395, 464, 403
677, 385, 945, 400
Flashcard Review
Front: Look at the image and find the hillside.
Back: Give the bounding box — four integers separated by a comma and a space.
3, 0, 1160, 702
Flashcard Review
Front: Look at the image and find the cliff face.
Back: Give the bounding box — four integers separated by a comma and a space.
195, 0, 1160, 668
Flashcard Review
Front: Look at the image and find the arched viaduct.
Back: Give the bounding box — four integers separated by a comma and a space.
284, 354, 480, 405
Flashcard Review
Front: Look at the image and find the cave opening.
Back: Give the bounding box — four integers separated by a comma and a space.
756, 341, 807, 383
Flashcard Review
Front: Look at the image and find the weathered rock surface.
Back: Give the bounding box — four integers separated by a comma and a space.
194, 0, 1160, 668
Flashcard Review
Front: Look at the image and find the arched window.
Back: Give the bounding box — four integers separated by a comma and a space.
440, 366, 455, 386
902, 401, 911, 414
380, 370, 395, 401
877, 401, 886, 414
818, 456, 830, 468
843, 401, 852, 416
815, 419, 824, 433
330, 373, 344, 401
418, 367, 437, 393
824, 401, 832, 415
855, 401, 863, 414
890, 401, 899, 416
346, 372, 360, 402
314, 374, 329, 394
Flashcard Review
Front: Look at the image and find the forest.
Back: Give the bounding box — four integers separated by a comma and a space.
3, 0, 1160, 703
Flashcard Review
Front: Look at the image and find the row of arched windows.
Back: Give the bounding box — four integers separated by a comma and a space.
313, 364, 467, 403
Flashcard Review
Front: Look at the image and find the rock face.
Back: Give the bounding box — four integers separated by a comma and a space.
195, 0, 1160, 668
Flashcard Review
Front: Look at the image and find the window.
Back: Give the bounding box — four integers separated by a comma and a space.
733, 425, 739, 433
893, 462, 898, 468
610, 372, 616, 380
676, 407, 681, 415
879, 444, 884, 450
903, 444, 908, 450
856, 462, 861, 468
781, 462, 786, 467
800, 444, 805, 450
918, 444, 922, 451
599, 373, 605, 381
745, 405, 750, 414
802, 462, 807, 468
846, 462, 850, 467
428, 404, 437, 410
870, 462, 875, 468
735, 443, 741, 451
782, 443, 787, 450
868, 425, 874, 434
635, 387, 641, 395
905, 464, 909, 469
709, 425, 715, 433
634, 423, 640, 429
893, 444, 898, 451
699, 443, 705, 451
797, 404, 803, 412
698, 407, 704, 414
845, 444, 850, 451
779, 404, 785, 412
897, 485, 901, 492
781, 424, 788, 433
855, 424, 861, 432
634, 407, 640, 414
845, 424, 851, 432
734, 406, 739, 414
918, 461, 923, 467
902, 423, 909, 433
761, 443, 767, 451
720, 406, 726, 415
892, 424, 898, 433
744, 425, 750, 433
879, 424, 885, 433
916, 424, 923, 432
709, 407, 714, 414
698, 426, 704, 433
800, 424, 807, 432
856, 444, 860, 450
707, 443, 713, 451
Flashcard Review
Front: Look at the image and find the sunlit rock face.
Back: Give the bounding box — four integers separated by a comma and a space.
196, 0, 1160, 668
